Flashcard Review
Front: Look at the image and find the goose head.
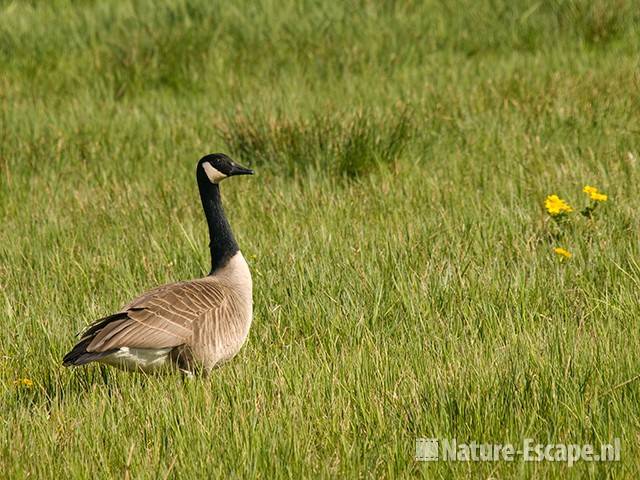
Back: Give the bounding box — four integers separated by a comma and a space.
198, 153, 254, 184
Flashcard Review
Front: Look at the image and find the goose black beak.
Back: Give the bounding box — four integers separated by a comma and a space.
229, 164, 254, 176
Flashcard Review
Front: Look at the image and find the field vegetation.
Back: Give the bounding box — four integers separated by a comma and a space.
1, 0, 639, 477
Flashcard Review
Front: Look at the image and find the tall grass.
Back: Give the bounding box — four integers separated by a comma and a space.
1, 0, 640, 478
218, 108, 413, 178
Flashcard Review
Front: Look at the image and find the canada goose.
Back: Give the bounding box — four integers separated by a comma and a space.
63, 153, 254, 375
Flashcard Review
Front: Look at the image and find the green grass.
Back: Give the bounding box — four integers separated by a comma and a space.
1, 0, 640, 477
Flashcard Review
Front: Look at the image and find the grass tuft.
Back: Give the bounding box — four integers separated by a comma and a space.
218, 108, 413, 179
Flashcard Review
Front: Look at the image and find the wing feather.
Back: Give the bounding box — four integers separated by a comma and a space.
82, 279, 232, 352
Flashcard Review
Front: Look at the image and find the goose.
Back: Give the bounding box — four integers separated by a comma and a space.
63, 153, 254, 375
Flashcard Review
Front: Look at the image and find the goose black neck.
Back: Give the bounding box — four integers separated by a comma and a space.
197, 174, 239, 274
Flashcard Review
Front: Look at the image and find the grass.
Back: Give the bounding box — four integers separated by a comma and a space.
217, 108, 413, 177
1, 0, 640, 477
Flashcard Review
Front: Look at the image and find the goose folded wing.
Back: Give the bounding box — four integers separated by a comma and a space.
82, 281, 227, 352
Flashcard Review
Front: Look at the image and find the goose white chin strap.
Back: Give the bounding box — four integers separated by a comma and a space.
203, 163, 228, 183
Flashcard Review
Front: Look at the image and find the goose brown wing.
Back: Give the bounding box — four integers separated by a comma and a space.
84, 280, 228, 352
120, 281, 186, 310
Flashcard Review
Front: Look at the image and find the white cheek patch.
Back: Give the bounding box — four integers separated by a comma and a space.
203, 163, 228, 183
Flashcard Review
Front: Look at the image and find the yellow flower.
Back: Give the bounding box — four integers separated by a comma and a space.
583, 185, 608, 202
554, 247, 572, 259
545, 195, 573, 215
13, 378, 34, 388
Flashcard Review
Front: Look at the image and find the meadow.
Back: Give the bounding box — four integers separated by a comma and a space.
1, 0, 640, 477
